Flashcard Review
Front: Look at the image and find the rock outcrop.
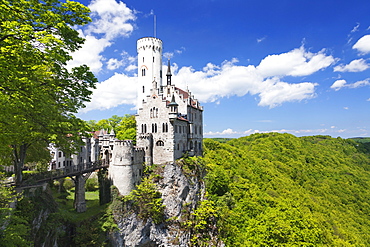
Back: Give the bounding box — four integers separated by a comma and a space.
110, 161, 209, 246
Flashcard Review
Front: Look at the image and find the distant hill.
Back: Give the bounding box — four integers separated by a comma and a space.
203, 133, 370, 246
349, 137, 370, 143
210, 138, 234, 143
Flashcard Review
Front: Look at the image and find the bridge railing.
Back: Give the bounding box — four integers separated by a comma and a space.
21, 161, 105, 186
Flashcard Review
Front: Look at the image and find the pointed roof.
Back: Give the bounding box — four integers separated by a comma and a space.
167, 94, 178, 106
110, 128, 115, 136
166, 59, 172, 76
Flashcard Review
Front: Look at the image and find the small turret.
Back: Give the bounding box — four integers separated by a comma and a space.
168, 94, 178, 121
166, 59, 172, 86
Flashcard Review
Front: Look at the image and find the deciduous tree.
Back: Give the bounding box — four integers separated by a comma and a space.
0, 0, 97, 185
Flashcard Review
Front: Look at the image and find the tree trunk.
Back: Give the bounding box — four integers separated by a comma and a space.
12, 144, 28, 186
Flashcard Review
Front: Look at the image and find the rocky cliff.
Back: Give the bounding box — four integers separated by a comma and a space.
110, 159, 222, 246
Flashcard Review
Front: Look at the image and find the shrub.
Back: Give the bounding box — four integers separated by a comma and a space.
85, 177, 98, 192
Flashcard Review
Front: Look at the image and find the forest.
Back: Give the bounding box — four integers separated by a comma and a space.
203, 133, 370, 246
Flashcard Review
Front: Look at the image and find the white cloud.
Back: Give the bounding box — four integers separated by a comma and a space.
256, 46, 335, 77
84, 46, 334, 112
86, 0, 136, 40
257, 37, 266, 43
330, 78, 370, 91
68, 0, 136, 73
353, 35, 370, 54
81, 73, 137, 113
125, 64, 137, 72
351, 23, 360, 33
257, 78, 317, 108
107, 58, 124, 70
203, 127, 354, 138
172, 46, 333, 108
334, 59, 369, 72
67, 34, 111, 73
330, 79, 347, 91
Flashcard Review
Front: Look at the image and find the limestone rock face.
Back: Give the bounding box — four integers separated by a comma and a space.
111, 162, 205, 247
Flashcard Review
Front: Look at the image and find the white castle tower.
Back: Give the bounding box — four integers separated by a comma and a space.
137, 37, 163, 109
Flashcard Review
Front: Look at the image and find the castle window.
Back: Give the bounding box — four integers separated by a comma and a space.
143, 57, 144, 62
153, 57, 154, 62
165, 123, 168, 132
175, 125, 177, 133
179, 126, 181, 133
150, 109, 153, 118
155, 123, 157, 133
162, 123, 165, 132
143, 86, 145, 93
59, 152, 62, 158
168, 88, 170, 95
58, 162, 60, 168
177, 143, 180, 150
144, 124, 147, 133
156, 140, 164, 146
142, 68, 146, 76
156, 108, 158, 118
195, 125, 197, 134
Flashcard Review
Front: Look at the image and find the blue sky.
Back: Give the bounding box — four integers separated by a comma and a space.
72, 0, 370, 138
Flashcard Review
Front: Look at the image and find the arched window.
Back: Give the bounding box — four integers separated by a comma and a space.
155, 123, 157, 133
162, 123, 165, 132
190, 141, 193, 150
156, 140, 164, 146
152, 123, 154, 133
142, 68, 146, 76
165, 123, 168, 132
150, 109, 153, 118
144, 124, 147, 133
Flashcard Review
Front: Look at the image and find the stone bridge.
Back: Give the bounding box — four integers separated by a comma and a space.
19, 161, 110, 213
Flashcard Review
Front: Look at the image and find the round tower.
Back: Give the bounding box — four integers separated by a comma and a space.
137, 37, 163, 109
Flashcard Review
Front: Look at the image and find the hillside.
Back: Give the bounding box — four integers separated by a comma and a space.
204, 133, 370, 246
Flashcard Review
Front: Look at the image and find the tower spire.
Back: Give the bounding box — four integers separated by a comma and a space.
166, 59, 172, 85
154, 15, 156, 38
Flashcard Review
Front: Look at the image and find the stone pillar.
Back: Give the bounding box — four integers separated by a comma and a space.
74, 175, 86, 213
98, 168, 111, 205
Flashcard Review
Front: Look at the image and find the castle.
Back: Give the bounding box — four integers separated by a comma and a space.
49, 37, 203, 195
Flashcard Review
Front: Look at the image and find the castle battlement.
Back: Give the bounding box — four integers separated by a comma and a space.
137, 37, 163, 52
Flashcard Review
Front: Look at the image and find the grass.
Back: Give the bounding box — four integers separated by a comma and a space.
52, 188, 108, 223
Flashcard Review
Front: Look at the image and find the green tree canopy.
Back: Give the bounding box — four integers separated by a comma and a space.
0, 0, 97, 184
87, 114, 137, 143
204, 133, 370, 246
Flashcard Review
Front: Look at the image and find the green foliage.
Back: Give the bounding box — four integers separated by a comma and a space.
0, 0, 97, 185
85, 177, 99, 192
203, 134, 370, 246
87, 114, 137, 143
63, 178, 75, 191
125, 177, 165, 224
184, 199, 220, 246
